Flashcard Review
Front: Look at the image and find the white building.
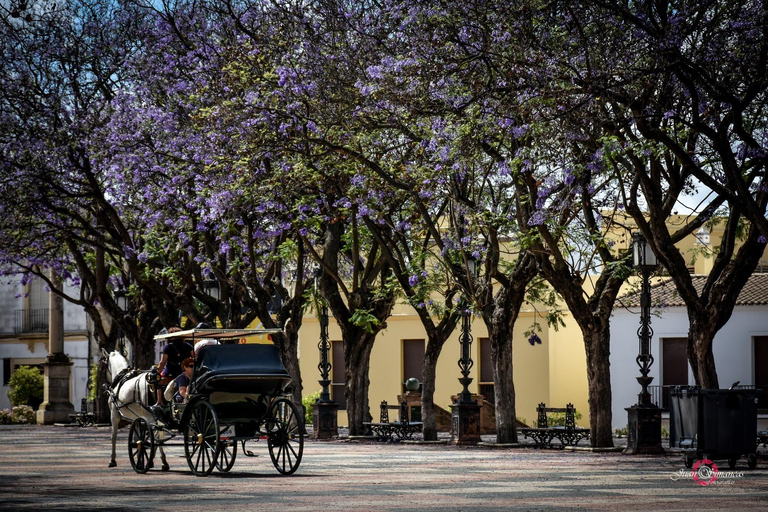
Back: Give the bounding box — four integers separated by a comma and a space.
0, 276, 93, 411
610, 274, 768, 431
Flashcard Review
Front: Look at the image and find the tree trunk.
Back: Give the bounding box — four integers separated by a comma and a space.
276, 322, 304, 408
133, 328, 156, 369
688, 319, 720, 389
96, 357, 111, 424
584, 329, 613, 448
346, 336, 374, 435
490, 327, 517, 443
421, 346, 440, 441
480, 254, 537, 444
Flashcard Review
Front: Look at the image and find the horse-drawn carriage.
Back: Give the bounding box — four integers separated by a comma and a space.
105, 328, 304, 476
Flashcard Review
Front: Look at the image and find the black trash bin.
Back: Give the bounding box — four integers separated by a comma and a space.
669, 386, 759, 469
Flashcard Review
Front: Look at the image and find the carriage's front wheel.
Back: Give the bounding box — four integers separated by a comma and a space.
183, 400, 220, 476
267, 398, 304, 475
128, 417, 155, 474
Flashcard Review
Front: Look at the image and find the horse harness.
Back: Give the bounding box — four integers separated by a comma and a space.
105, 366, 157, 417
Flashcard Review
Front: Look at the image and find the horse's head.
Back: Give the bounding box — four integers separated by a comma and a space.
102, 349, 129, 385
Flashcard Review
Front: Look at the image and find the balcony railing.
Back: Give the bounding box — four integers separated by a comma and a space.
648, 384, 756, 411
14, 309, 49, 335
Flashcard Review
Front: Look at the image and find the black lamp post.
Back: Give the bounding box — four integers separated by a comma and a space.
624, 232, 664, 454
203, 279, 221, 301
114, 288, 128, 357
312, 274, 338, 439
457, 290, 475, 401
450, 256, 482, 445
633, 232, 658, 406
317, 304, 332, 403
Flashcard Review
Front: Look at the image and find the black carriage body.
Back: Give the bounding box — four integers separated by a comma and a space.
133, 329, 304, 476
191, 344, 291, 423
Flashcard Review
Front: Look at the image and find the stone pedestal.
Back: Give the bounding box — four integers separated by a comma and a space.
397, 391, 422, 422
624, 405, 664, 455
312, 400, 339, 440
36, 355, 75, 425
450, 401, 482, 445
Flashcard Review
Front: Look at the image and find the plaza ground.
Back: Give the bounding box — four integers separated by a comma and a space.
1, 424, 767, 511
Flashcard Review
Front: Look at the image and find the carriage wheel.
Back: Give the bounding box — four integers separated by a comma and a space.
216, 428, 237, 472
183, 400, 220, 476
128, 417, 155, 474
267, 398, 304, 475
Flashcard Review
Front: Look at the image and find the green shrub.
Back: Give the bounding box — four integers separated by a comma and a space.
302, 391, 322, 425
88, 363, 98, 402
613, 425, 668, 438
7, 366, 44, 409
547, 409, 583, 427
0, 405, 36, 425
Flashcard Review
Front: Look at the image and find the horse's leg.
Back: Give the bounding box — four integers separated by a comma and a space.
158, 445, 169, 471
109, 405, 119, 468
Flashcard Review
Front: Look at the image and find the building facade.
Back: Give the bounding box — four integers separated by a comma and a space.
0, 276, 93, 411
610, 274, 768, 431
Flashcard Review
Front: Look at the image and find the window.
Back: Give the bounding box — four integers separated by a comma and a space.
3, 359, 45, 386
479, 337, 494, 404
331, 340, 346, 410
755, 336, 768, 409
402, 339, 424, 393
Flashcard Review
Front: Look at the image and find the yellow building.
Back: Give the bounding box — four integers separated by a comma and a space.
298, 298, 558, 429
297, 215, 768, 431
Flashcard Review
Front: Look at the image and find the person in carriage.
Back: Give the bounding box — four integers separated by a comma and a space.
164, 356, 195, 403
154, 327, 194, 404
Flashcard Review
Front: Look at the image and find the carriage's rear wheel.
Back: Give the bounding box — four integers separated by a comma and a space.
216, 427, 237, 472
267, 398, 304, 475
128, 417, 155, 474
183, 400, 220, 476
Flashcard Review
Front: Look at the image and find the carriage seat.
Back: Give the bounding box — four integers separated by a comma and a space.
193, 344, 291, 395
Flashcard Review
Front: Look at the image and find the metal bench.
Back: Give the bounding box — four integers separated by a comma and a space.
69, 398, 96, 427
519, 402, 590, 448
364, 400, 423, 441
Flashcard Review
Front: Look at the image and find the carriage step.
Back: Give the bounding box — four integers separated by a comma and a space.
150, 405, 169, 425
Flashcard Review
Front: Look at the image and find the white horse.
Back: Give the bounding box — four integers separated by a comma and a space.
103, 349, 169, 470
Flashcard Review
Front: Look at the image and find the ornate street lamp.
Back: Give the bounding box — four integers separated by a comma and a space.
632, 232, 658, 406
451, 256, 481, 445
312, 271, 338, 439
625, 232, 664, 454
114, 288, 128, 357
457, 273, 475, 403
317, 303, 332, 403
203, 279, 220, 301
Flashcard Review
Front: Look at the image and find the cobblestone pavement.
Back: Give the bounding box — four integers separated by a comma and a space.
1, 424, 767, 511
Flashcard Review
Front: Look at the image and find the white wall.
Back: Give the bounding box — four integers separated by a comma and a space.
0, 338, 90, 410
610, 304, 768, 430
0, 274, 92, 411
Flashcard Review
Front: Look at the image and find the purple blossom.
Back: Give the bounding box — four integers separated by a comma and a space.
528, 211, 545, 226
528, 333, 542, 346
408, 275, 419, 287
